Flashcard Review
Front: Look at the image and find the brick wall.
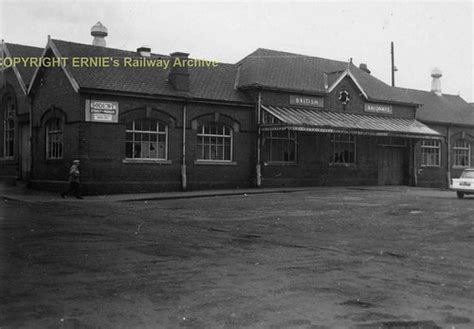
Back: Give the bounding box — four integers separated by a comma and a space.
261, 133, 384, 187
30, 69, 257, 193
415, 123, 474, 188
0, 68, 29, 181
259, 78, 416, 119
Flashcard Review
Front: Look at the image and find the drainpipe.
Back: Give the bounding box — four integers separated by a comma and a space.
256, 91, 262, 187
28, 96, 33, 182
413, 139, 418, 187
181, 102, 187, 191
447, 125, 451, 187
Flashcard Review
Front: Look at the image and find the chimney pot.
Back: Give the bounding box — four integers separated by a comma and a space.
359, 63, 371, 74
137, 46, 151, 57
168, 52, 190, 92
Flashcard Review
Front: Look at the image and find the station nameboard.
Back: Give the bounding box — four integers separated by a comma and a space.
85, 100, 119, 122
289, 95, 324, 108
364, 103, 392, 114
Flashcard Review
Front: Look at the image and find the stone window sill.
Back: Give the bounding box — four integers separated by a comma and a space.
122, 159, 172, 164
194, 160, 236, 166
263, 162, 298, 166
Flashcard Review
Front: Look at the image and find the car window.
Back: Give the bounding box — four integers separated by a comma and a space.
461, 171, 474, 178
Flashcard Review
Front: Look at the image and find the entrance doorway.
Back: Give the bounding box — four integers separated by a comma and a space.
378, 146, 406, 185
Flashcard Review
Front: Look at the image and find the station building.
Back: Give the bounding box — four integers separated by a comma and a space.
2, 24, 474, 194
0, 43, 43, 183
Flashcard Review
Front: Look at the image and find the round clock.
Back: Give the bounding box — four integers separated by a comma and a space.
338, 90, 350, 105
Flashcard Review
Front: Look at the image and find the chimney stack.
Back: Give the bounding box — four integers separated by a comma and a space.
430, 68, 442, 96
91, 22, 108, 47
359, 63, 371, 74
168, 52, 190, 92
137, 46, 151, 57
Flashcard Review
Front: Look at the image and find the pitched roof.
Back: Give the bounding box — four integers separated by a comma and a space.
2, 43, 43, 92
394, 88, 474, 125
48, 39, 250, 104
237, 48, 418, 105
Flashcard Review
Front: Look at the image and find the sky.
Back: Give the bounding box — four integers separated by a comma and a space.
1, 0, 473, 102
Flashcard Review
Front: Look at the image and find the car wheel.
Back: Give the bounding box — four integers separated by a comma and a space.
457, 191, 465, 199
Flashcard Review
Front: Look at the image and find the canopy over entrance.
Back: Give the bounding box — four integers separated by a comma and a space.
261, 105, 441, 139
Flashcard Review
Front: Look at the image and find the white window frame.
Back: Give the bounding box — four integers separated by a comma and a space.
125, 119, 168, 160
45, 118, 63, 160
262, 130, 297, 163
197, 123, 233, 162
330, 133, 356, 164
3, 98, 15, 159
453, 140, 470, 168
421, 139, 441, 167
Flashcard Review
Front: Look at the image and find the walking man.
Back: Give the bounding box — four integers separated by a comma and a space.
61, 160, 83, 199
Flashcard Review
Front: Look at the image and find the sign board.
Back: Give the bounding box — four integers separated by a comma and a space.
85, 100, 119, 122
289, 95, 324, 108
364, 103, 392, 114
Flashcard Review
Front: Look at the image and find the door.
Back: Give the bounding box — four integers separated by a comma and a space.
378, 147, 405, 185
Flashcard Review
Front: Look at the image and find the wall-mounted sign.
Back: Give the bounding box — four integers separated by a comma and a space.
85, 100, 119, 122
289, 95, 324, 108
364, 103, 392, 114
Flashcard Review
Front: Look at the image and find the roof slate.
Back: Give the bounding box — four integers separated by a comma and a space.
51, 39, 250, 104
395, 88, 474, 125
20, 40, 472, 126
4, 43, 43, 88
237, 48, 417, 105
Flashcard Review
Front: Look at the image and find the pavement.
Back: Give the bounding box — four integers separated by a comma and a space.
0, 181, 452, 204
0, 182, 317, 203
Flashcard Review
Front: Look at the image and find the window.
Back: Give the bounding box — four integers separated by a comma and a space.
453, 140, 470, 167
330, 134, 356, 164
262, 130, 296, 163
197, 123, 232, 161
126, 119, 167, 159
421, 139, 441, 166
46, 118, 63, 159
3, 97, 15, 158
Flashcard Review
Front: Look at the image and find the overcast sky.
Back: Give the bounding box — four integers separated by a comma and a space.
1, 0, 473, 102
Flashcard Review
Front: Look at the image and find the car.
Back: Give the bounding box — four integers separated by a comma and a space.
450, 168, 474, 198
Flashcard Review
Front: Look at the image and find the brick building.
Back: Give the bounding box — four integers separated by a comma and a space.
399, 85, 474, 187
2, 26, 473, 194
0, 42, 43, 183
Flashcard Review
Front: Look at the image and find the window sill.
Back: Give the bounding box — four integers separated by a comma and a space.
329, 163, 357, 167
122, 159, 172, 164
420, 165, 441, 168
194, 160, 236, 166
0, 157, 16, 163
452, 165, 470, 169
46, 158, 64, 163
263, 161, 298, 166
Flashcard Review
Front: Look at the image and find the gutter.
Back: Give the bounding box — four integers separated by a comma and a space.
181, 101, 187, 191
79, 88, 254, 108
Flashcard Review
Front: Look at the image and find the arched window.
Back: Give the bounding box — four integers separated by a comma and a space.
125, 118, 168, 159
3, 97, 15, 158
197, 123, 232, 161
453, 140, 470, 167
45, 117, 63, 159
